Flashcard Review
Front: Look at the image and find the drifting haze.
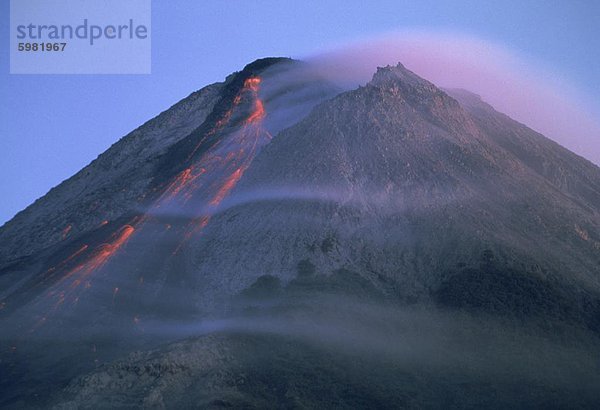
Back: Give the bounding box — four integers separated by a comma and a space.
305, 31, 600, 165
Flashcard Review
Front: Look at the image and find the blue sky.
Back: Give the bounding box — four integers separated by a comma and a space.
1, 0, 599, 225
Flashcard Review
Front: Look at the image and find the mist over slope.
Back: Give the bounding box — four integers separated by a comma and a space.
1, 58, 600, 408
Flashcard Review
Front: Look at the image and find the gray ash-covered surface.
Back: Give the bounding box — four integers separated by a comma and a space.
1, 59, 599, 408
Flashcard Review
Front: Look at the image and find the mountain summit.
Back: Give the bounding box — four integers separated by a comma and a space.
1, 59, 599, 408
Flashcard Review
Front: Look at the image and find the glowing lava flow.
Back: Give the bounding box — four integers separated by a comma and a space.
71, 225, 134, 275
28, 225, 136, 329
209, 167, 244, 206
157, 76, 268, 223
171, 76, 271, 251
28, 75, 271, 324
155, 80, 262, 206
243, 77, 265, 124
157, 166, 203, 203
52, 225, 135, 293
185, 91, 243, 162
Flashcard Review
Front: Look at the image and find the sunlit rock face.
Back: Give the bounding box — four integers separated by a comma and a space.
1, 59, 599, 408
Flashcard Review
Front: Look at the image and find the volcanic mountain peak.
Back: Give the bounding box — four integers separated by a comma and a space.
232, 58, 599, 294
370, 62, 435, 89
368, 62, 459, 109
364, 62, 487, 146
2, 57, 600, 408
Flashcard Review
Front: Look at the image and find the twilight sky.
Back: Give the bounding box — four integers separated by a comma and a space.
1, 0, 599, 225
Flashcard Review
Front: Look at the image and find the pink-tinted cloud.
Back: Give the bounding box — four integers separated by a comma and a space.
304, 31, 600, 165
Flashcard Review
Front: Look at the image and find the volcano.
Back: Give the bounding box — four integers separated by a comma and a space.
1, 58, 599, 408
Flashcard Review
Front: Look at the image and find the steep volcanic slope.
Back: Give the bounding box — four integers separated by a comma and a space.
50, 63, 600, 408
0, 58, 339, 320
0, 58, 343, 407
2, 60, 600, 408
0, 82, 223, 267
447, 87, 600, 210
177, 63, 600, 319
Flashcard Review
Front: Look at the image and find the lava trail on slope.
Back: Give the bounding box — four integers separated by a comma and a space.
0, 71, 273, 329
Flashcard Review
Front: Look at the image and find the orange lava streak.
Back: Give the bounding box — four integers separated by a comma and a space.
94, 225, 135, 264
30, 226, 135, 330
244, 76, 261, 91
159, 167, 196, 201
243, 77, 265, 124
157, 164, 212, 207
245, 99, 265, 124
61, 244, 89, 266
63, 225, 135, 280
36, 244, 90, 287
209, 167, 245, 206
